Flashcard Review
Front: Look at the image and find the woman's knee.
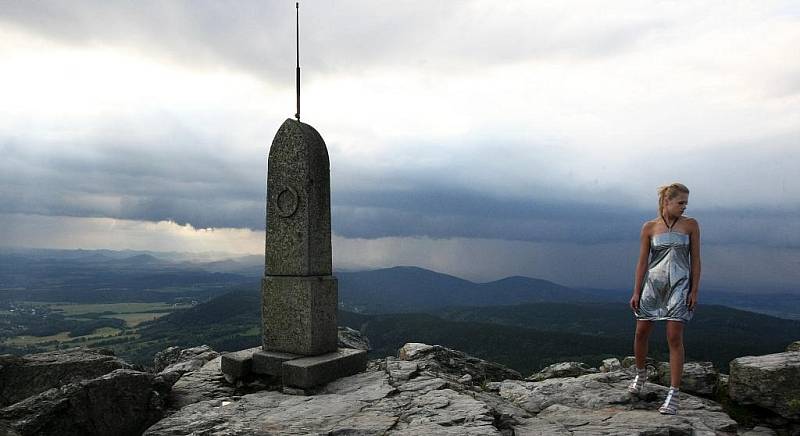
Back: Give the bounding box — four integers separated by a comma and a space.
666, 331, 683, 348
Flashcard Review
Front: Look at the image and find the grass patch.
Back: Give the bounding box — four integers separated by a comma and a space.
89, 327, 122, 337
47, 302, 178, 316
3, 331, 72, 345
103, 312, 170, 327
242, 326, 261, 336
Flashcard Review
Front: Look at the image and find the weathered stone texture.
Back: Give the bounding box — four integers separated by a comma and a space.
265, 118, 331, 276
143, 342, 744, 436
252, 349, 299, 376
730, 351, 800, 420
0, 347, 131, 407
0, 369, 169, 436
527, 361, 597, 381
262, 275, 338, 355
655, 361, 719, 396
219, 347, 260, 383
282, 348, 367, 389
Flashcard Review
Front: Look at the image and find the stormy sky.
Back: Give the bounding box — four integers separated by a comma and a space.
1, 1, 798, 291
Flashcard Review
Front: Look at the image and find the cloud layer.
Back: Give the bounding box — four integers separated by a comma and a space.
1, 1, 799, 290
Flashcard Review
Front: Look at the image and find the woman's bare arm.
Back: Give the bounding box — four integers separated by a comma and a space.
688, 218, 701, 309
630, 222, 651, 310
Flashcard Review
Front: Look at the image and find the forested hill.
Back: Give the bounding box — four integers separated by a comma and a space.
130, 289, 800, 375
337, 266, 605, 313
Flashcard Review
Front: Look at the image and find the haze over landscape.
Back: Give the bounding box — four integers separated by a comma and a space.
1, 1, 799, 292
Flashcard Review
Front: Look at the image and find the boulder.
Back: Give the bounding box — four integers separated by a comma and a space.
730, 351, 800, 420
786, 341, 800, 352
527, 361, 596, 381
337, 326, 371, 351
157, 345, 220, 386
0, 347, 131, 407
145, 355, 504, 436
600, 357, 621, 372
620, 355, 658, 370
144, 342, 742, 436
161, 345, 219, 373
655, 361, 718, 396
500, 371, 737, 434
167, 356, 235, 410
397, 342, 522, 382
0, 369, 169, 436
152, 346, 182, 373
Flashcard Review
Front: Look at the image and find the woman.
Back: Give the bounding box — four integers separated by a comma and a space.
628, 182, 701, 415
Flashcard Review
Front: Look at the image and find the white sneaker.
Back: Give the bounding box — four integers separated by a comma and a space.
627, 367, 647, 394
659, 387, 679, 415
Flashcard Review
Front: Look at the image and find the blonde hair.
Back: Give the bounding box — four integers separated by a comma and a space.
657, 183, 690, 219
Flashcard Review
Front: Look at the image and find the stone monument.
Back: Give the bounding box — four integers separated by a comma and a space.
221, 119, 367, 390
221, 4, 366, 389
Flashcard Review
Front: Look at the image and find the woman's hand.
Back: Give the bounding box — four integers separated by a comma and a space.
687, 291, 698, 311
629, 293, 640, 312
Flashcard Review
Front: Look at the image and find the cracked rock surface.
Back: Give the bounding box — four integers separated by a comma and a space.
143, 343, 749, 436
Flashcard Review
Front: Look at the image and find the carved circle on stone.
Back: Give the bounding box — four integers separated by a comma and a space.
275, 187, 299, 218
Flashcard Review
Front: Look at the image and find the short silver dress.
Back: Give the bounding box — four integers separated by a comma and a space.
636, 230, 693, 322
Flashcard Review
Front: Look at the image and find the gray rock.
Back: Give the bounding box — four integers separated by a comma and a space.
0, 369, 169, 436
730, 351, 800, 420
718, 373, 730, 394
338, 326, 371, 351
621, 355, 658, 369
168, 356, 235, 410
527, 361, 596, 381
157, 345, 219, 386
397, 342, 522, 382
600, 357, 621, 372
144, 343, 744, 436
220, 346, 259, 383
655, 361, 718, 396
500, 370, 737, 434
787, 341, 800, 352
740, 426, 778, 435
144, 368, 502, 436
386, 357, 419, 382
0, 347, 131, 407
152, 346, 181, 373
282, 347, 367, 388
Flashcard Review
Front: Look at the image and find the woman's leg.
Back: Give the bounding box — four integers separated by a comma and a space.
634, 320, 654, 368
665, 320, 685, 388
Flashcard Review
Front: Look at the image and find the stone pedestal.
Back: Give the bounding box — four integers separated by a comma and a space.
251, 348, 367, 389
262, 275, 337, 356
220, 118, 367, 390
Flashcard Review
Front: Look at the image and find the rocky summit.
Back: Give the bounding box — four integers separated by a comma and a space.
1, 335, 799, 435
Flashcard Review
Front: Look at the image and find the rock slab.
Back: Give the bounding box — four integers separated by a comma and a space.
143, 343, 744, 436
0, 347, 131, 407
730, 351, 800, 420
0, 369, 169, 436
282, 347, 368, 389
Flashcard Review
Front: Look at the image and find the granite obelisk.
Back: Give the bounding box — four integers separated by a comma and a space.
221, 3, 366, 389
262, 119, 337, 355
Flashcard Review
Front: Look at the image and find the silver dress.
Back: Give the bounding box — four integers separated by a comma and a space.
636, 231, 693, 322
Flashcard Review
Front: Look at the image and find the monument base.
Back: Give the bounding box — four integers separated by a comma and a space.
221, 347, 367, 390
262, 275, 338, 356
281, 348, 367, 389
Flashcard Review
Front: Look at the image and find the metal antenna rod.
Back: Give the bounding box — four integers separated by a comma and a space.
295, 2, 300, 121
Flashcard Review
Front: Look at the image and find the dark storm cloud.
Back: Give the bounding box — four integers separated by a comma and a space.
0, 135, 266, 229
332, 188, 800, 248
2, 128, 799, 249
0, 1, 665, 81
